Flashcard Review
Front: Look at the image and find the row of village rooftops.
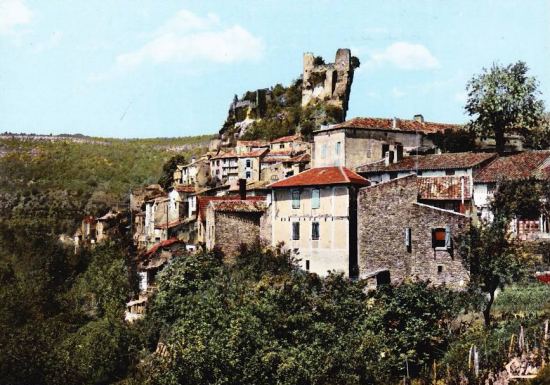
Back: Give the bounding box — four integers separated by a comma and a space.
172, 114, 526, 190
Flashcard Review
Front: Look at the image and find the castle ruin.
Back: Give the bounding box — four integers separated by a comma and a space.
302, 48, 356, 120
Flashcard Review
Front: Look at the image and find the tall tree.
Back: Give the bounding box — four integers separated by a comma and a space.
465, 61, 544, 154
459, 216, 525, 327
158, 154, 186, 190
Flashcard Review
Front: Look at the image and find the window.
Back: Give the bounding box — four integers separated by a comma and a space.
445, 170, 455, 176
292, 222, 300, 240
312, 222, 320, 240
311, 188, 320, 209
246, 159, 252, 168
432, 226, 451, 249
335, 141, 341, 156
245, 171, 251, 179
292, 190, 300, 209
437, 265, 443, 274
404, 227, 412, 252
305, 260, 310, 271
321, 144, 327, 159
367, 142, 372, 158
279, 143, 284, 149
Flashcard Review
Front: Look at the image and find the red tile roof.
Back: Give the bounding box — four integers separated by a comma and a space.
144, 238, 180, 256
211, 150, 238, 160
357, 152, 496, 174
197, 195, 265, 221
328, 117, 462, 134
270, 134, 302, 144
288, 153, 311, 163
237, 148, 268, 158
174, 185, 196, 193
269, 167, 370, 188
209, 200, 267, 213
474, 151, 550, 183
417, 176, 472, 200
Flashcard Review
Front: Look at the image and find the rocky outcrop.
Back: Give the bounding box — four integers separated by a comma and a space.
302, 49, 356, 120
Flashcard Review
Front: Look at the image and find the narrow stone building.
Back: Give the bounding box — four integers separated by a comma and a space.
205, 199, 267, 260
357, 174, 470, 289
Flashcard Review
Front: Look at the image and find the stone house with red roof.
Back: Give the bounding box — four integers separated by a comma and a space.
357, 174, 470, 289
313, 115, 462, 170
473, 151, 550, 239
356, 152, 496, 193
268, 166, 370, 277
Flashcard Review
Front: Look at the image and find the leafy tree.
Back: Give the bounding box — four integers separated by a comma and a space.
465, 61, 544, 154
427, 128, 477, 153
351, 56, 361, 69
158, 154, 186, 190
459, 216, 526, 327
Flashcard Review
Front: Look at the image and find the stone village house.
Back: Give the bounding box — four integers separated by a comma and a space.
268, 166, 370, 277
357, 174, 470, 289
313, 116, 462, 170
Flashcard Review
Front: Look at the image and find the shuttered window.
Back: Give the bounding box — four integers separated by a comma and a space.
292, 190, 300, 209
312, 222, 320, 240
432, 226, 451, 249
311, 189, 320, 209
292, 222, 300, 240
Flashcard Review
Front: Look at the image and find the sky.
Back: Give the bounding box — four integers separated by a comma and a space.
1, 0, 549, 138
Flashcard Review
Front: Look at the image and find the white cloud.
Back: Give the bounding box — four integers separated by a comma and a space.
391, 87, 406, 98
368, 42, 440, 70
115, 9, 263, 70
0, 0, 32, 36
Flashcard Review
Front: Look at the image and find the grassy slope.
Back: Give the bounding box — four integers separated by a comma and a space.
0, 135, 211, 246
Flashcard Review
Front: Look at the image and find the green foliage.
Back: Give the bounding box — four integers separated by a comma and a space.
351, 56, 361, 69
492, 283, 550, 315
137, 245, 463, 385
465, 61, 545, 154
459, 217, 527, 327
491, 178, 549, 220
427, 128, 477, 153
313, 56, 325, 66
158, 154, 186, 190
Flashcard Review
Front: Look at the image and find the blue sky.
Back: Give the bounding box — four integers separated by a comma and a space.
1, 0, 549, 138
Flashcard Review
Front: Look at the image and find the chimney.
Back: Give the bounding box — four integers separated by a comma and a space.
392, 117, 397, 129
238, 178, 247, 200
413, 114, 424, 123
384, 151, 394, 166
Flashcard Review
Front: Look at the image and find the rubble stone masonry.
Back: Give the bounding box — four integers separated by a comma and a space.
357, 175, 470, 288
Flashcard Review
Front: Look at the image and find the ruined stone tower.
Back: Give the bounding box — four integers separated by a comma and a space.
302, 48, 355, 120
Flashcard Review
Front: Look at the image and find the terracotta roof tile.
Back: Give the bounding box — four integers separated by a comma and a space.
417, 176, 472, 200
326, 117, 462, 134
209, 200, 267, 213
237, 148, 268, 158
270, 134, 302, 144
197, 195, 265, 221
174, 185, 196, 193
474, 151, 550, 183
357, 152, 496, 174
269, 167, 370, 188
236, 140, 269, 147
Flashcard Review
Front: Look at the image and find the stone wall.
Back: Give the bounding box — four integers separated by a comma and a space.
210, 210, 262, 261
357, 174, 470, 289
302, 49, 355, 119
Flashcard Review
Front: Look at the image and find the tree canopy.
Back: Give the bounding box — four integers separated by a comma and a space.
465, 61, 545, 154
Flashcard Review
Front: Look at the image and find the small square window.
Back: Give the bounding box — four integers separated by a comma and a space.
432, 227, 451, 249
312, 222, 319, 240
280, 143, 284, 149
245, 171, 251, 179
292, 222, 300, 240
437, 265, 443, 274
246, 159, 252, 168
